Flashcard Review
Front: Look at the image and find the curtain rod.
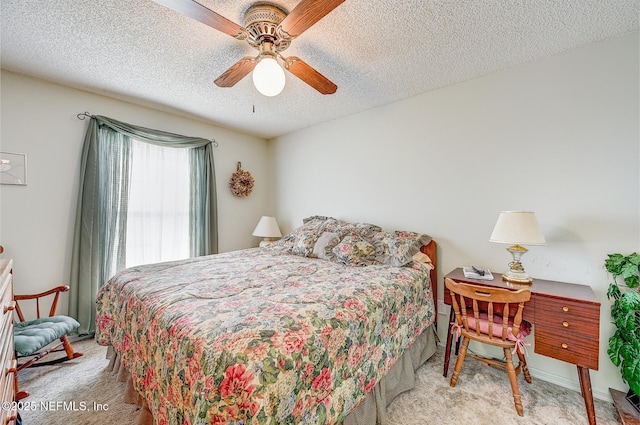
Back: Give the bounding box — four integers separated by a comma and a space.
76, 112, 219, 147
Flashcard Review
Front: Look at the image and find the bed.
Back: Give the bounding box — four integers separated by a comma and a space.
95, 216, 438, 425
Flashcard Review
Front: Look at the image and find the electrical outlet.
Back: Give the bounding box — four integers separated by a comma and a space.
437, 300, 448, 315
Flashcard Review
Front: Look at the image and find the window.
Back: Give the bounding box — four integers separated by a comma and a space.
125, 140, 191, 267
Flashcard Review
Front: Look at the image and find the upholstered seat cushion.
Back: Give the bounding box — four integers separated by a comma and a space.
14, 315, 80, 356
466, 311, 532, 338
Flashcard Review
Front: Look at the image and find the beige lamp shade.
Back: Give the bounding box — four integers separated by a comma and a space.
490, 211, 546, 245
490, 211, 545, 284
252, 216, 282, 239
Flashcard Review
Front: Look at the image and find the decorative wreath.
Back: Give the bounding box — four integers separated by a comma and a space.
229, 162, 254, 197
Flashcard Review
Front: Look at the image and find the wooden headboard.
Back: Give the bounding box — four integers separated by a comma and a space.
421, 239, 439, 317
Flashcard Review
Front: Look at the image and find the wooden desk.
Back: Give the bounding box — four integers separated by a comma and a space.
443, 268, 601, 425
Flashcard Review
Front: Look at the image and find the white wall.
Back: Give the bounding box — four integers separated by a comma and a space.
270, 32, 639, 402
0, 71, 272, 308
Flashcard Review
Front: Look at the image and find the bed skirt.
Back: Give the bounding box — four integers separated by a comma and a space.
105, 324, 438, 425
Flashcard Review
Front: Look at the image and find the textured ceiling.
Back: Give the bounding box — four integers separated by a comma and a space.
1, 1, 638, 139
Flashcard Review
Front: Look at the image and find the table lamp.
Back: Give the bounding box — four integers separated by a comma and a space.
252, 216, 282, 247
489, 211, 546, 283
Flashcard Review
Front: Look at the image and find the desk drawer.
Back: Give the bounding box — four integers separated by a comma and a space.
0, 314, 13, 404
0, 360, 16, 425
534, 296, 599, 339
0, 282, 13, 346
535, 328, 599, 369
0, 260, 15, 425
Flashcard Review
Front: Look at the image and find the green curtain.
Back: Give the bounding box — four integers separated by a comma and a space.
69, 115, 218, 335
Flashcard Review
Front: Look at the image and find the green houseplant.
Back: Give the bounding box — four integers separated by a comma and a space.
605, 252, 640, 410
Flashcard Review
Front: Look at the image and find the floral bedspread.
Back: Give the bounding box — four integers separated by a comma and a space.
95, 247, 435, 425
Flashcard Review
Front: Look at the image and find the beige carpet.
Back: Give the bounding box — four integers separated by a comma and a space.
18, 338, 620, 425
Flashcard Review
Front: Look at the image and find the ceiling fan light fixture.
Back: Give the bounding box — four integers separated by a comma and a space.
253, 56, 285, 97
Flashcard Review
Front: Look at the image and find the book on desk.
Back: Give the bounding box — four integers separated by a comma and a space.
462, 266, 494, 280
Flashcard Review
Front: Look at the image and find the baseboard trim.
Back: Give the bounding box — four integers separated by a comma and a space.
528, 366, 613, 403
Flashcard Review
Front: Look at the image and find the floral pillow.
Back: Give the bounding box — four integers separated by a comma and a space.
332, 234, 379, 266
302, 215, 336, 224
348, 222, 382, 237
374, 230, 432, 267
311, 231, 341, 260
282, 217, 338, 257
281, 217, 428, 266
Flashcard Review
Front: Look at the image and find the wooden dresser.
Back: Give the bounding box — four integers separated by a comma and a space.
0, 260, 17, 425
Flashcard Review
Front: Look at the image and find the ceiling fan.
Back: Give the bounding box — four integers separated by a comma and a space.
152, 0, 345, 96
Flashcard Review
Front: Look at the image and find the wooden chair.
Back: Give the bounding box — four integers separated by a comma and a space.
445, 277, 532, 416
13, 285, 83, 372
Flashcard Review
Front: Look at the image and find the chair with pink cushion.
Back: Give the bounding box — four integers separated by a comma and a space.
445, 277, 532, 416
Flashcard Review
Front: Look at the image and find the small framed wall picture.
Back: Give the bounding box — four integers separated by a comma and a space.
0, 152, 27, 185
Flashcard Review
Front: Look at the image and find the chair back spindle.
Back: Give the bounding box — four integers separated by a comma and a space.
14, 302, 25, 323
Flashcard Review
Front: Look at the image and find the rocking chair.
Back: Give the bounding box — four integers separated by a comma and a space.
13, 285, 83, 372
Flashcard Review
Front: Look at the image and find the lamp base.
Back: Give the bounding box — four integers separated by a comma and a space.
502, 244, 533, 284
502, 270, 533, 284
259, 238, 276, 248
